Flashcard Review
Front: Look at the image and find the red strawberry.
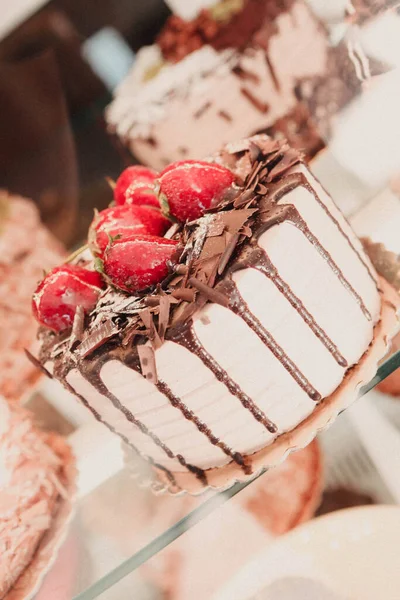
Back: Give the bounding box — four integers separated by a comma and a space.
103, 234, 180, 292
32, 265, 103, 332
158, 160, 234, 221
89, 205, 170, 256
114, 166, 160, 208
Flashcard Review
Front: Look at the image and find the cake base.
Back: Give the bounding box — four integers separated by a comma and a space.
130, 276, 399, 495
4, 436, 76, 600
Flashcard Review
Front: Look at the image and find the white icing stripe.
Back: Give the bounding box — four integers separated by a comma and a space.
100, 360, 229, 469
66, 369, 185, 471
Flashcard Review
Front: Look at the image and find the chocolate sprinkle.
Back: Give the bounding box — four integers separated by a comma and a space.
240, 87, 270, 113
218, 110, 233, 122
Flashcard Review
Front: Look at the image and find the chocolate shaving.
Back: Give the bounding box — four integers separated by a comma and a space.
138, 343, 158, 384
188, 278, 230, 307
256, 183, 269, 195
218, 110, 233, 122
240, 87, 270, 113
206, 214, 226, 237
232, 64, 260, 84
24, 349, 53, 379
234, 188, 255, 208
267, 148, 302, 181
172, 288, 197, 302
194, 101, 212, 119
249, 142, 262, 163
145, 296, 161, 307
158, 296, 171, 340
218, 233, 240, 275
69, 306, 85, 350
175, 264, 189, 275
139, 308, 162, 349
79, 320, 119, 358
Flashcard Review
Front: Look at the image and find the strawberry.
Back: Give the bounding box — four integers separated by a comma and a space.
32, 265, 103, 332
114, 166, 160, 208
158, 160, 235, 221
103, 234, 180, 292
89, 205, 170, 256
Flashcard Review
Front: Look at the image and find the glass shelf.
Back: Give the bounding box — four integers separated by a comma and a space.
54, 350, 400, 600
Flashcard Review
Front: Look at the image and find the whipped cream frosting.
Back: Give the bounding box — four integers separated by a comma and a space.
106, 1, 329, 169
0, 397, 68, 598
0, 192, 64, 401
38, 135, 380, 491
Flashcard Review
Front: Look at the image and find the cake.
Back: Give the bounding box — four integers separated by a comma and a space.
0, 191, 64, 402
106, 0, 331, 167
106, 0, 384, 169
0, 397, 73, 598
33, 134, 382, 493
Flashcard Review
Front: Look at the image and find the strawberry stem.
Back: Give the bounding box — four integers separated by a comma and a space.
106, 176, 116, 190
65, 244, 89, 264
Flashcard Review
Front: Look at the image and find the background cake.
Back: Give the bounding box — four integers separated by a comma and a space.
0, 191, 64, 402
32, 134, 384, 493
106, 0, 384, 170
106, 0, 330, 168
0, 397, 74, 598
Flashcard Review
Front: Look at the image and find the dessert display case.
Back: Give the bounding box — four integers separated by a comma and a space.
3, 0, 400, 599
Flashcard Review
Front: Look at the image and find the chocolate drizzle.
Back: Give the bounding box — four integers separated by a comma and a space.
257, 174, 372, 321
157, 379, 251, 474
218, 278, 321, 402
298, 174, 377, 286
235, 245, 347, 367
173, 323, 277, 434
62, 378, 179, 489
76, 356, 208, 481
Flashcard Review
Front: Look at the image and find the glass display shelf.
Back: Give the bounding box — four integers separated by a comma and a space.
35, 349, 400, 600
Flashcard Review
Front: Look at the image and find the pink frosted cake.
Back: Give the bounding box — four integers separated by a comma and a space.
0, 397, 73, 598
33, 135, 381, 492
0, 191, 64, 401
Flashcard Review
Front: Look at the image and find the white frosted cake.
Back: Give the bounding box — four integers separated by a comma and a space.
33, 135, 381, 492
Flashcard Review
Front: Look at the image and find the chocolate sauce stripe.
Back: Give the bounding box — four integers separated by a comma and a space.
156, 379, 251, 474
79, 363, 207, 484
62, 378, 179, 488
251, 247, 348, 367
261, 174, 371, 320
218, 278, 322, 402
297, 172, 377, 285
173, 323, 277, 434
